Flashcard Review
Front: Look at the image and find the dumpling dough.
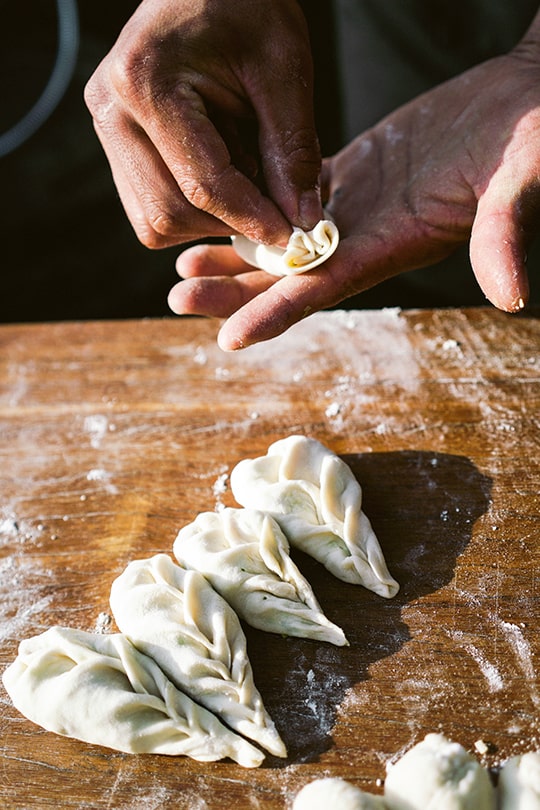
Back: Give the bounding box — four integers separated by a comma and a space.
230, 435, 399, 598
1, 626, 264, 767
173, 507, 348, 646
384, 733, 496, 810
293, 778, 387, 809
109, 553, 285, 757
498, 751, 540, 809
231, 218, 339, 277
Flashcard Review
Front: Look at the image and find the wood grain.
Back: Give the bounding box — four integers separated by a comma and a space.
0, 308, 539, 809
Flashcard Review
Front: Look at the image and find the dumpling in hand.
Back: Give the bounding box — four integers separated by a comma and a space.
2, 626, 264, 767
384, 733, 496, 810
230, 435, 399, 598
173, 507, 348, 647
110, 553, 285, 757
231, 218, 339, 277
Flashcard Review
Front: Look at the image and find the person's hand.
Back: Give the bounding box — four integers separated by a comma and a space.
169, 29, 540, 350
84, 0, 323, 248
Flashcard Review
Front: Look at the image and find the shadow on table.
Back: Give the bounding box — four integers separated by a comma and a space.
243, 449, 492, 766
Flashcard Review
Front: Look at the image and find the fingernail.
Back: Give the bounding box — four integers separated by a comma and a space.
298, 188, 323, 230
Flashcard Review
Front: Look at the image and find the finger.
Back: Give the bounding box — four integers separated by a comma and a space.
251, 45, 323, 229
129, 81, 292, 246
168, 271, 275, 320
470, 186, 530, 313
92, 109, 234, 247
175, 243, 254, 279
216, 240, 369, 350
214, 226, 449, 351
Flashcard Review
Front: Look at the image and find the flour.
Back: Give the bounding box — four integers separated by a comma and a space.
84, 414, 109, 448
0, 555, 55, 643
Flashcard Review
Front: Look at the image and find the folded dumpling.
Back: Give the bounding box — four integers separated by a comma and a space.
384, 733, 496, 810
173, 507, 348, 647
110, 553, 286, 757
2, 626, 264, 767
498, 751, 540, 810
293, 777, 388, 809
230, 435, 399, 598
231, 218, 339, 277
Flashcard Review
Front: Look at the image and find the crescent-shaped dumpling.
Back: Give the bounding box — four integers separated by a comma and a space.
2, 626, 264, 767
173, 507, 348, 647
230, 435, 399, 598
109, 553, 286, 757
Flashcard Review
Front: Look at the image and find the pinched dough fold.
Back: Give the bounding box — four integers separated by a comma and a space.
230, 435, 399, 599
110, 553, 285, 757
173, 507, 348, 647
2, 625, 264, 767
232, 218, 339, 277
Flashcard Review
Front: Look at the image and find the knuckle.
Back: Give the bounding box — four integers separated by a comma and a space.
181, 175, 222, 218
144, 203, 181, 242
280, 128, 321, 185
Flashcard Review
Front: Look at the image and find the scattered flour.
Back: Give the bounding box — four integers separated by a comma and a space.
83, 414, 109, 449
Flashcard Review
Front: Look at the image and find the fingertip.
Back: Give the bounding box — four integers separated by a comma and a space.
217, 328, 246, 352
297, 187, 324, 231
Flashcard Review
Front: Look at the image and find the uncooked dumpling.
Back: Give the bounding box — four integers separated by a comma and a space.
173, 507, 348, 646
293, 777, 387, 809
2, 626, 264, 767
109, 553, 285, 757
498, 751, 540, 809
230, 435, 399, 598
384, 733, 496, 810
231, 218, 339, 277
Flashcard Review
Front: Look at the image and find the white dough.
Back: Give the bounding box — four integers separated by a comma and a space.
2, 626, 264, 767
231, 218, 339, 277
384, 733, 496, 810
293, 778, 387, 809
230, 435, 399, 598
109, 553, 286, 757
173, 507, 348, 646
498, 751, 540, 809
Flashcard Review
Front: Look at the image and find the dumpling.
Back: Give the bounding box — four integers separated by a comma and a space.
231, 218, 339, 277
498, 751, 540, 809
173, 507, 348, 647
230, 435, 399, 598
109, 553, 286, 757
383, 733, 496, 810
1, 626, 264, 767
293, 777, 387, 809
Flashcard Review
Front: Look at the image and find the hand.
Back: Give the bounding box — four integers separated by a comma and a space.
84, 0, 323, 248
169, 31, 540, 350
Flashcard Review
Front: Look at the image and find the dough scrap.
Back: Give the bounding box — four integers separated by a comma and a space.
231, 218, 339, 277
109, 553, 285, 757
384, 733, 496, 810
173, 507, 348, 646
1, 625, 264, 767
230, 435, 399, 598
293, 777, 387, 809
498, 751, 540, 809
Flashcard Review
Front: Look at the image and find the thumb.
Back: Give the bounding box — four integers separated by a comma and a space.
469, 177, 530, 313
250, 48, 323, 230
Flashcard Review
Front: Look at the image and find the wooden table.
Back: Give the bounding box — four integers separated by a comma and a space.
1, 308, 539, 809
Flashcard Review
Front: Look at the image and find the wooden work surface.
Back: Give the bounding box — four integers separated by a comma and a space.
0, 307, 539, 809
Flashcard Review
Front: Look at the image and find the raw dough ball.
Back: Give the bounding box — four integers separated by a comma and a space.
498, 751, 540, 809
384, 733, 496, 809
293, 777, 387, 809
